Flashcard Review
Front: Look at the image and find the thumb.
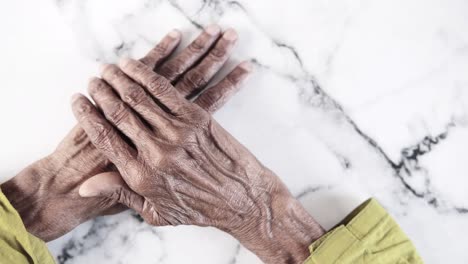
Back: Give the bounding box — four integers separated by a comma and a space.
79, 172, 145, 215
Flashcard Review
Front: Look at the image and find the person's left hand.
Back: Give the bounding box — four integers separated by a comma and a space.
1, 26, 252, 242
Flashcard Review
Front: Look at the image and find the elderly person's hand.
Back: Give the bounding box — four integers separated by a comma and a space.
1, 25, 251, 242
73, 58, 325, 264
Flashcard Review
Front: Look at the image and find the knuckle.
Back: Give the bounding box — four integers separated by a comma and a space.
122, 86, 147, 107
188, 38, 205, 53
197, 92, 216, 110
128, 61, 147, 77
89, 121, 113, 147
153, 43, 168, 55
173, 57, 189, 72
225, 73, 238, 87
142, 48, 164, 65
108, 187, 123, 202
183, 70, 207, 88
135, 62, 148, 73
108, 187, 135, 208
148, 75, 170, 95
209, 46, 226, 60
114, 188, 132, 206
107, 102, 130, 126
139, 56, 151, 66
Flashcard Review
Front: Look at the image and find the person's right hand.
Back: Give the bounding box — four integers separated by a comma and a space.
74, 58, 325, 264
1, 25, 251, 242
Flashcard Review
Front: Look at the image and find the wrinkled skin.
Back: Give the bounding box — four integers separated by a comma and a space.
73, 58, 325, 263
1, 25, 252, 242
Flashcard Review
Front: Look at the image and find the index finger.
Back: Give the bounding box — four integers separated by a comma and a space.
119, 59, 196, 116
71, 94, 137, 168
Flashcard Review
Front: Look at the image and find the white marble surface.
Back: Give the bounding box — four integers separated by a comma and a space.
0, 0, 467, 263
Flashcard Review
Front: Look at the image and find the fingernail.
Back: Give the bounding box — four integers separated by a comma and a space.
79, 184, 101, 197
79, 172, 124, 198
239, 61, 253, 72
119, 57, 132, 68
168, 29, 181, 39
223, 28, 238, 41
205, 24, 221, 36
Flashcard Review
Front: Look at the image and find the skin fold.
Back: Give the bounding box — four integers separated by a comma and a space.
73, 58, 325, 264
0, 25, 252, 242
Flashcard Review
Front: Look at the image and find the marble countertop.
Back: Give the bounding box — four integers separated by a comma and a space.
1, 0, 467, 263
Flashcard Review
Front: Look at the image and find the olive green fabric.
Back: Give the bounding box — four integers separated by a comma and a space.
304, 199, 423, 264
0, 188, 55, 264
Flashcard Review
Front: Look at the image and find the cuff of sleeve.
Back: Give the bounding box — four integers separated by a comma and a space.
0, 187, 55, 264
303, 198, 423, 264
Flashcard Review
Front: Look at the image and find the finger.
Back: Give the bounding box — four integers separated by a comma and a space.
139, 29, 181, 70
119, 58, 196, 116
194, 61, 253, 113
79, 172, 145, 216
157, 24, 221, 82
71, 93, 137, 167
81, 172, 128, 215
176, 28, 238, 98
100, 64, 173, 130
87, 77, 154, 147
101, 204, 127, 216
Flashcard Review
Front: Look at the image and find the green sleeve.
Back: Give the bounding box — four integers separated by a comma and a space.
304, 198, 423, 264
0, 187, 55, 264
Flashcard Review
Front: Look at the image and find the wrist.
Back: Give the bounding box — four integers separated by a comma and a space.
2, 156, 57, 229
226, 178, 325, 263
